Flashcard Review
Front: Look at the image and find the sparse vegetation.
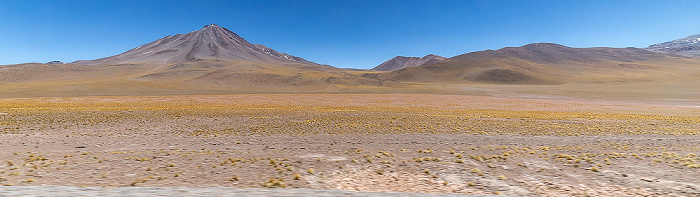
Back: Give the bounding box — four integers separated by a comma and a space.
262, 178, 286, 188
0, 94, 697, 196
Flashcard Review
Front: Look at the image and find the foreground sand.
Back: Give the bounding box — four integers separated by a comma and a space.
0, 94, 698, 196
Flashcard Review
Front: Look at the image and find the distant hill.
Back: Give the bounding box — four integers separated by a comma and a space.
73, 24, 317, 66
45, 61, 64, 64
382, 43, 698, 84
372, 54, 446, 71
646, 34, 700, 57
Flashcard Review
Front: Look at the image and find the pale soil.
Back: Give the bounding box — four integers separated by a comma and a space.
0, 186, 481, 197
1, 134, 697, 196
0, 94, 698, 196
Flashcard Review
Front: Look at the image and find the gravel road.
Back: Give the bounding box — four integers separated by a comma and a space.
0, 186, 502, 197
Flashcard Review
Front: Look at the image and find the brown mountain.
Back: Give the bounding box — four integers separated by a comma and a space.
382, 43, 699, 84
74, 24, 317, 65
0, 24, 407, 97
372, 54, 446, 71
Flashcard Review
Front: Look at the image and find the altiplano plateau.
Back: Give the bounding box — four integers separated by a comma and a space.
2, 3, 700, 195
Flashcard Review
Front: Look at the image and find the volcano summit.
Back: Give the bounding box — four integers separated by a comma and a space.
74, 24, 317, 65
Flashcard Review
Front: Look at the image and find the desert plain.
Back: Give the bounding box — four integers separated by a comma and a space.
2, 24, 700, 197
0, 93, 698, 196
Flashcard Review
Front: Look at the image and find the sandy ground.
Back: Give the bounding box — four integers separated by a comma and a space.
0, 94, 698, 196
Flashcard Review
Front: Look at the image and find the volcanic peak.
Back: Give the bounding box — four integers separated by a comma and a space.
74, 24, 317, 65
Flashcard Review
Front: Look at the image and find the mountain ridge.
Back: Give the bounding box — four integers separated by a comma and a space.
646, 34, 700, 57
372, 54, 446, 71
382, 43, 698, 84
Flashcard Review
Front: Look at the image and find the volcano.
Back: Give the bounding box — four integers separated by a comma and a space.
74, 24, 317, 65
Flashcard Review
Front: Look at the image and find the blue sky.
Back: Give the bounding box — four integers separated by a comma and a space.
1, 0, 698, 69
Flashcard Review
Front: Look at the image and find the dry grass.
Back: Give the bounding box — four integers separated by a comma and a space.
0, 94, 698, 196
0, 94, 698, 137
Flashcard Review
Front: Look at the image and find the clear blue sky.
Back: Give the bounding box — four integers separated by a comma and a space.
1, 0, 699, 69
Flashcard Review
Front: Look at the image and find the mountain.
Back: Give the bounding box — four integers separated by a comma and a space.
646, 34, 700, 57
74, 24, 317, 65
4, 25, 700, 98
372, 54, 446, 71
0, 24, 409, 97
382, 43, 699, 84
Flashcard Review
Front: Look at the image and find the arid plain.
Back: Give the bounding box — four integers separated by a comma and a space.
2, 24, 700, 196
0, 94, 698, 196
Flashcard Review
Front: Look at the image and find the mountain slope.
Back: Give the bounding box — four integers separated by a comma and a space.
372, 54, 446, 71
382, 43, 699, 84
74, 24, 317, 65
0, 58, 406, 97
646, 34, 700, 57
